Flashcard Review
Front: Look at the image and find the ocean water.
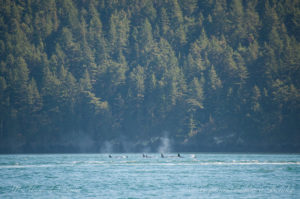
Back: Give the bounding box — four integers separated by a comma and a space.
0, 153, 299, 198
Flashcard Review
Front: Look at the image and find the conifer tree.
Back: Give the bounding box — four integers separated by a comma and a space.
209, 65, 222, 90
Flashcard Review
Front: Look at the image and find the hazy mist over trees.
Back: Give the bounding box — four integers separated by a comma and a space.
0, 0, 299, 153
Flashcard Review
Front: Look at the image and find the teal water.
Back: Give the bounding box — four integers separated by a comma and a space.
0, 153, 299, 198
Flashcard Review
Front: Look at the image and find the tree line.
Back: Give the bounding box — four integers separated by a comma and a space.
0, 0, 299, 153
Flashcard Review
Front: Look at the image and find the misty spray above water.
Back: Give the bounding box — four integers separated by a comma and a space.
100, 141, 114, 153
157, 136, 172, 153
100, 133, 173, 153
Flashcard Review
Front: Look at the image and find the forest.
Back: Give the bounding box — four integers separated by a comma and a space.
0, 0, 299, 153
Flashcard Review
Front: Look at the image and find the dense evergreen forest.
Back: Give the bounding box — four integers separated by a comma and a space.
0, 0, 300, 153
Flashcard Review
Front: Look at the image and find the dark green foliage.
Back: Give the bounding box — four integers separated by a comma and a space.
0, 0, 299, 153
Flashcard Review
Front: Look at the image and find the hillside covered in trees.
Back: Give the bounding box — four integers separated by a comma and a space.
0, 0, 300, 153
